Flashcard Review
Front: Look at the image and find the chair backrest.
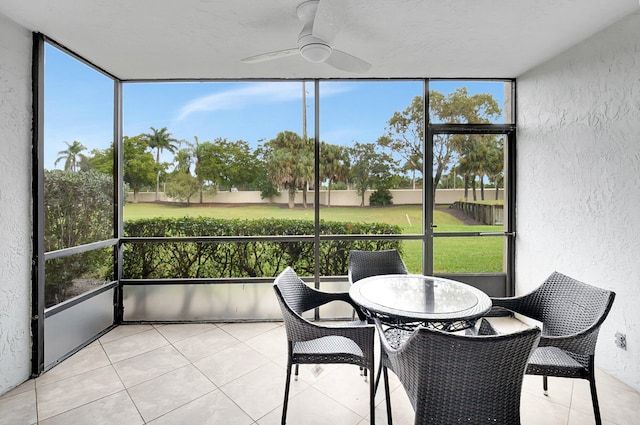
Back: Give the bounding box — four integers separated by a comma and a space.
477, 318, 498, 336
273, 267, 318, 342
389, 326, 541, 425
274, 266, 321, 316
517, 271, 615, 339
348, 249, 408, 284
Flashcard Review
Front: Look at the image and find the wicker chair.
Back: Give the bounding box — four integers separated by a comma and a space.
465, 317, 498, 336
348, 249, 409, 285
273, 267, 376, 425
348, 249, 408, 323
491, 271, 616, 425
376, 318, 541, 425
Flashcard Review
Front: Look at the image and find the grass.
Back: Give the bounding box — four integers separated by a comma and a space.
123, 203, 504, 273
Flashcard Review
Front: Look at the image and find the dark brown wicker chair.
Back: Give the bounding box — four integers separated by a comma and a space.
376, 318, 541, 425
273, 266, 376, 425
348, 249, 409, 285
491, 271, 616, 425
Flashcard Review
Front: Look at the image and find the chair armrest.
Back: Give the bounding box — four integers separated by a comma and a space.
302, 288, 367, 321
491, 295, 543, 323
490, 296, 528, 312
537, 330, 599, 355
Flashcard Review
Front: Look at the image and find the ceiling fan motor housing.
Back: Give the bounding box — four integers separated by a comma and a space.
298, 32, 332, 62
297, 0, 332, 63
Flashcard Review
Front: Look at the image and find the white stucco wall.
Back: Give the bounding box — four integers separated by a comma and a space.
0, 13, 33, 394
517, 11, 640, 391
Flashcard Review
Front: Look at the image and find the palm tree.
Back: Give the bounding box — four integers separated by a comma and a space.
54, 140, 86, 172
321, 142, 350, 207
266, 131, 309, 209
142, 127, 179, 202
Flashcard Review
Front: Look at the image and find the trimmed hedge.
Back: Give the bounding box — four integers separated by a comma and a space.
123, 217, 403, 279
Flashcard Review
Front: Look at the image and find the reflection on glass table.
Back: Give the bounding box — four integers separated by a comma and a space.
349, 274, 492, 331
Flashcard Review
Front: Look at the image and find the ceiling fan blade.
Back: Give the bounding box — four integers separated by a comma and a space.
241, 48, 299, 63
326, 49, 371, 73
312, 0, 344, 45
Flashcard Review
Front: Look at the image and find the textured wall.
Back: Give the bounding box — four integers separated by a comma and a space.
517, 11, 640, 391
0, 13, 33, 394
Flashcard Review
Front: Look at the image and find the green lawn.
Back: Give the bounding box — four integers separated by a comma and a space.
123, 203, 504, 273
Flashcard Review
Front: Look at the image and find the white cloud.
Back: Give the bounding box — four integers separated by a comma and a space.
175, 81, 354, 121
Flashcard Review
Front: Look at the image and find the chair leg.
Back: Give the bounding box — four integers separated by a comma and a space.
589, 373, 603, 425
543, 375, 548, 396
282, 363, 293, 425
383, 366, 392, 425
369, 366, 376, 425
294, 364, 299, 381
374, 357, 383, 393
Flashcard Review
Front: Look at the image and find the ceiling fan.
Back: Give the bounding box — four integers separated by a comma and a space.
241, 0, 371, 73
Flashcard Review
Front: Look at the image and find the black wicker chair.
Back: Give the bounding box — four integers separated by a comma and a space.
491, 271, 616, 425
348, 249, 409, 285
376, 318, 541, 425
273, 266, 376, 425
348, 249, 408, 323
465, 317, 499, 336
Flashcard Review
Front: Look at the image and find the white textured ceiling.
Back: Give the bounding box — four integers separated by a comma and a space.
0, 0, 638, 80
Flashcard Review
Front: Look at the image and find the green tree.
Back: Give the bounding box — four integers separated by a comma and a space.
254, 144, 281, 200
194, 139, 225, 198
378, 88, 501, 204
82, 146, 112, 174
265, 131, 313, 209
185, 136, 211, 203
377, 96, 423, 188
54, 140, 86, 172
142, 126, 180, 202
213, 139, 261, 192
320, 142, 350, 207
430, 88, 501, 199
80, 136, 155, 201
456, 134, 504, 201
123, 136, 157, 201
165, 172, 199, 204
299, 136, 314, 209
486, 136, 505, 200
349, 142, 396, 207
173, 147, 193, 174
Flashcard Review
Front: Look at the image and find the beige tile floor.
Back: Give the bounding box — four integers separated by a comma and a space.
1, 318, 639, 425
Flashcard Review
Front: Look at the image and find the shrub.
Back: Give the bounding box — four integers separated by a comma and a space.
369, 188, 393, 206
123, 217, 403, 279
44, 170, 115, 306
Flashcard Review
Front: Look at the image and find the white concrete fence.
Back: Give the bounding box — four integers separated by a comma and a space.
128, 188, 504, 206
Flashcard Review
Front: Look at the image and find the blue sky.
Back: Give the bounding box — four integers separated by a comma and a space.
44, 43, 507, 170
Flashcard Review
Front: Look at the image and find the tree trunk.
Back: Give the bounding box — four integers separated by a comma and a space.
155, 148, 161, 202
288, 189, 296, 209
302, 184, 308, 209
464, 175, 469, 201
472, 177, 477, 201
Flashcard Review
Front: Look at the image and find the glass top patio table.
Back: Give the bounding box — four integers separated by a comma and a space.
349, 274, 492, 331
